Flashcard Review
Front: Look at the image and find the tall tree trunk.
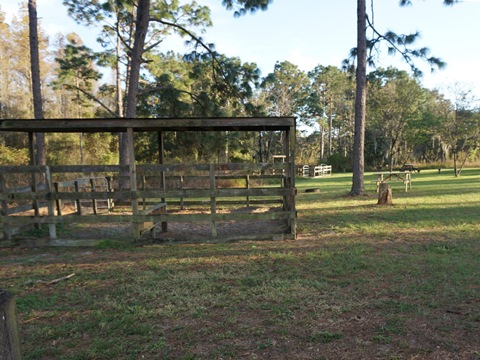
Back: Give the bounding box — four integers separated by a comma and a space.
28, 0, 46, 167
116, 21, 124, 118
453, 149, 458, 177
328, 96, 333, 159
125, 0, 149, 119
121, 0, 149, 189
258, 131, 264, 163
350, 0, 367, 196
116, 21, 128, 176
320, 126, 325, 161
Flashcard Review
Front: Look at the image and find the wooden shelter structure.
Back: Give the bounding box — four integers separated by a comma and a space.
0, 117, 297, 246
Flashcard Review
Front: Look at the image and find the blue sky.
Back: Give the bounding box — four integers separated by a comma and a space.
3, 0, 480, 99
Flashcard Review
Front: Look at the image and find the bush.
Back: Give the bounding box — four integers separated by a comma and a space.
327, 153, 351, 173
0, 145, 29, 165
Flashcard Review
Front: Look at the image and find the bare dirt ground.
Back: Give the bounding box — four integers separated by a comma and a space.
150, 206, 287, 242
20, 205, 288, 243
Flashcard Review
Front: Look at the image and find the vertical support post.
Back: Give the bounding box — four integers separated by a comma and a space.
286, 124, 297, 238
28, 132, 40, 229
209, 164, 217, 238
74, 180, 82, 215
180, 176, 184, 210
0, 173, 11, 242
53, 182, 62, 216
44, 166, 57, 240
157, 131, 167, 232
245, 175, 250, 207
0, 290, 22, 360
282, 129, 290, 211
141, 175, 146, 211
127, 128, 140, 239
105, 176, 113, 212
89, 178, 98, 215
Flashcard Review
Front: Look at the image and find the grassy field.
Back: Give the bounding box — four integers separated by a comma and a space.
1, 168, 479, 359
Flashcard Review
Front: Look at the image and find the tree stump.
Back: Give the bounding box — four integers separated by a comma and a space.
0, 290, 21, 360
377, 182, 393, 205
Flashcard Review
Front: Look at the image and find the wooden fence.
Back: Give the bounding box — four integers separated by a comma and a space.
0, 163, 296, 245
313, 165, 332, 177
297, 164, 332, 178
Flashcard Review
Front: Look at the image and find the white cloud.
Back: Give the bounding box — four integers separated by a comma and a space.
287, 49, 319, 72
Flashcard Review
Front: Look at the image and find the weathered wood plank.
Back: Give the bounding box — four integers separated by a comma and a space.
139, 202, 167, 215
136, 162, 289, 173
50, 165, 127, 173
5, 204, 36, 215
138, 174, 285, 181
165, 199, 282, 206
0, 117, 295, 133
138, 202, 167, 232
0, 164, 126, 174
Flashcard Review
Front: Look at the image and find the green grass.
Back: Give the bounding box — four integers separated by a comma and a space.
1, 168, 479, 359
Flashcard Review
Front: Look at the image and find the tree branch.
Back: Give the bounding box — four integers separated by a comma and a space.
148, 17, 226, 85
138, 85, 206, 107
64, 85, 118, 117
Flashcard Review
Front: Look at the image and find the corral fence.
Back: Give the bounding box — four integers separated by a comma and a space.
0, 162, 296, 245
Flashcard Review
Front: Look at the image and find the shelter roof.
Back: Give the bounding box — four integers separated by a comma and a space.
0, 117, 295, 133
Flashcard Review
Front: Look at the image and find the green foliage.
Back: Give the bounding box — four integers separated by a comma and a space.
367, 67, 428, 169
327, 153, 351, 172
261, 61, 310, 118
54, 34, 102, 93
221, 0, 272, 17
0, 144, 29, 165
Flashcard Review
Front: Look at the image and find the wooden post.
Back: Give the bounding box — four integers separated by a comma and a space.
141, 175, 146, 211
377, 182, 393, 205
0, 290, 22, 360
180, 176, 184, 210
127, 128, 140, 239
105, 176, 113, 212
53, 182, 62, 216
89, 178, 98, 215
28, 133, 40, 229
245, 175, 250, 207
157, 131, 167, 232
74, 180, 82, 215
286, 125, 296, 237
406, 172, 411, 191
209, 164, 217, 238
45, 166, 57, 240
0, 174, 10, 241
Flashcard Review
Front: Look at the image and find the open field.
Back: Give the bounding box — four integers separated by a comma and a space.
1, 168, 479, 359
